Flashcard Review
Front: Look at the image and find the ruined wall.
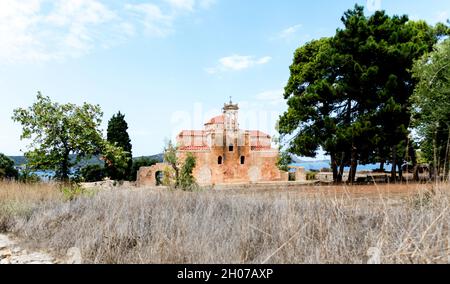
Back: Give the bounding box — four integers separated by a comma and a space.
137, 163, 168, 187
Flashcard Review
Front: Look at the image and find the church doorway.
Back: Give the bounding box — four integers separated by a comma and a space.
155, 171, 164, 186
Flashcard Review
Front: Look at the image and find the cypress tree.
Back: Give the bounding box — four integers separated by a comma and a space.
106, 112, 132, 180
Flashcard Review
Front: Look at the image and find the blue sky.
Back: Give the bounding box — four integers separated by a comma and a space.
1, 0, 449, 157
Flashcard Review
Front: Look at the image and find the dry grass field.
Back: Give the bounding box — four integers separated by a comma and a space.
0, 181, 449, 264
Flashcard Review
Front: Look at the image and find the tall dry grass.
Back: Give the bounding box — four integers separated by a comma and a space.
1, 181, 449, 264
0, 181, 63, 232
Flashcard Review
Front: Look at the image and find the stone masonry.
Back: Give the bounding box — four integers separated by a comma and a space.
138, 100, 289, 186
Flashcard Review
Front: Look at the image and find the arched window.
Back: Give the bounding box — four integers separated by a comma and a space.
229, 145, 234, 152
240, 156, 245, 165
218, 156, 223, 165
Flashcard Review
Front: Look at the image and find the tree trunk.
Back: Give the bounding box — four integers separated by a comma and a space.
413, 165, 419, 182
331, 153, 338, 183
410, 143, 419, 182
379, 161, 385, 172
433, 129, 438, 183
391, 145, 397, 183
397, 163, 403, 182
443, 127, 450, 182
337, 152, 345, 183
61, 152, 70, 182
348, 145, 357, 184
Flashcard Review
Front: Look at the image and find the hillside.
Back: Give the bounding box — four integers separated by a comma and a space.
8, 154, 164, 168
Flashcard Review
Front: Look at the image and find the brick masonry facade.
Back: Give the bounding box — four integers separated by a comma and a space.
137, 101, 288, 186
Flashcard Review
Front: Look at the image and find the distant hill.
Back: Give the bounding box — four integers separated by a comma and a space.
8, 153, 164, 168
134, 153, 164, 163
9, 156, 27, 166
290, 155, 330, 164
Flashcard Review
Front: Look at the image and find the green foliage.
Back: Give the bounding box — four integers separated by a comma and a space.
60, 184, 97, 201
411, 38, 450, 177
179, 153, 198, 191
130, 157, 158, 181
80, 164, 106, 182
164, 140, 179, 184
162, 166, 177, 187
106, 112, 133, 181
277, 150, 292, 172
162, 141, 198, 191
12, 93, 104, 181
18, 167, 42, 183
0, 153, 18, 180
306, 172, 317, 181
279, 4, 445, 183
101, 140, 130, 180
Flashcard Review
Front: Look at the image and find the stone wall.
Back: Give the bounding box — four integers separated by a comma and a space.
137, 163, 168, 187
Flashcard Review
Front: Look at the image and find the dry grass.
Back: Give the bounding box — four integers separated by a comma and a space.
1, 181, 449, 264
0, 181, 63, 232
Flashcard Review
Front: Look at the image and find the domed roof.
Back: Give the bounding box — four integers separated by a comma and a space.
205, 115, 224, 125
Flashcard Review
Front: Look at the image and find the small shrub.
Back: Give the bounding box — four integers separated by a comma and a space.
80, 165, 106, 182
179, 153, 198, 191
60, 183, 97, 201
18, 169, 42, 183
306, 171, 317, 180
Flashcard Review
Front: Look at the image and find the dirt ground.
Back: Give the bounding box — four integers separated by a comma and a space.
205, 182, 446, 201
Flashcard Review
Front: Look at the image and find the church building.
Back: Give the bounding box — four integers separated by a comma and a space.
137, 100, 288, 186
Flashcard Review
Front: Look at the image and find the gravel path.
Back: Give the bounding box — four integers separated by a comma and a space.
0, 234, 56, 264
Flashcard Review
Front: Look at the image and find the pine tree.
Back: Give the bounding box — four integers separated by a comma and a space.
106, 112, 133, 180
279, 5, 446, 183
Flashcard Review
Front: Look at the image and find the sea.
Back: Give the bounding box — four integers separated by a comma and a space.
290, 161, 393, 172
31, 162, 392, 179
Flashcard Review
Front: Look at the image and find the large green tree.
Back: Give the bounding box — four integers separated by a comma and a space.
0, 153, 18, 180
412, 38, 450, 180
279, 5, 446, 183
106, 112, 133, 180
12, 93, 128, 181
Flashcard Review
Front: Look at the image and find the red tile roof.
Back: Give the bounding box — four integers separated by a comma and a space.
179, 145, 210, 151
205, 115, 224, 125
178, 130, 206, 137
248, 130, 271, 138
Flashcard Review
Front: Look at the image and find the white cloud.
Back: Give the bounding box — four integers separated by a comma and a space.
0, 0, 218, 63
435, 11, 449, 23
278, 24, 302, 39
0, 0, 120, 63
207, 54, 272, 74
255, 89, 285, 105
165, 0, 195, 12
198, 0, 216, 9
271, 24, 302, 41
125, 3, 174, 37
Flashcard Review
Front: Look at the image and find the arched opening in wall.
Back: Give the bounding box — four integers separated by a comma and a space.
240, 156, 245, 165
155, 171, 164, 186
289, 172, 296, 181
218, 156, 223, 165
229, 145, 234, 152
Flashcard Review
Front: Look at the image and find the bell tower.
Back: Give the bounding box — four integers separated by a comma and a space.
223, 97, 239, 131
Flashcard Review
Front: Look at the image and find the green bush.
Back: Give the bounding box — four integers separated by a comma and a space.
306, 172, 317, 180
130, 157, 158, 181
18, 170, 42, 183
60, 184, 97, 201
80, 165, 106, 182
179, 153, 198, 191
0, 153, 19, 180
